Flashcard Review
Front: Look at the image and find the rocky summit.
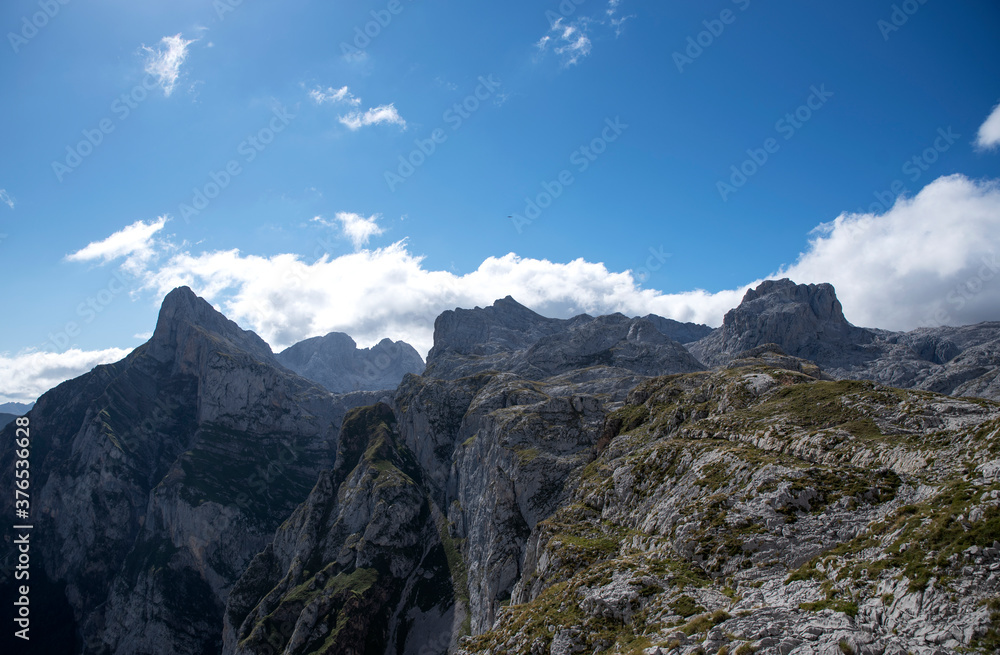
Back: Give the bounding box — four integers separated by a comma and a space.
3, 282, 1000, 655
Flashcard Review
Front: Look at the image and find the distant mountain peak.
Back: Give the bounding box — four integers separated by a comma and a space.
276, 332, 424, 394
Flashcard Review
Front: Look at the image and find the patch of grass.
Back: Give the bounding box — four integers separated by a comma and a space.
681, 610, 731, 636
670, 595, 706, 618
697, 460, 732, 491
786, 558, 825, 584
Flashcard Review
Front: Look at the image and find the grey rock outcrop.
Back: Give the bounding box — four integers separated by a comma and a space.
641, 314, 714, 344
688, 279, 873, 368
689, 278, 1000, 400
277, 332, 424, 393
426, 296, 704, 380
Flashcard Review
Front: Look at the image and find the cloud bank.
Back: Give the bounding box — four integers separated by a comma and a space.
1, 348, 132, 404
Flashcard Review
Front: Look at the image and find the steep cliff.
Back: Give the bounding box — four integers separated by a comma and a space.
0, 287, 376, 655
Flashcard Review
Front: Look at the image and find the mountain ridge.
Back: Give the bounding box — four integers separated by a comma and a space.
3, 281, 1000, 654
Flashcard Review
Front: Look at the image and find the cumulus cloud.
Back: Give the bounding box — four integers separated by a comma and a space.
338, 104, 406, 131
0, 189, 14, 209
142, 33, 196, 96
65, 216, 168, 273
977, 101, 1000, 150
779, 174, 1000, 330
313, 212, 384, 250
0, 348, 132, 404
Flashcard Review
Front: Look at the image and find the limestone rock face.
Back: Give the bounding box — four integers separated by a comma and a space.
641, 314, 714, 344
462, 364, 1000, 655
277, 332, 425, 393
0, 287, 374, 655
222, 403, 457, 655
688, 279, 872, 368
426, 296, 704, 380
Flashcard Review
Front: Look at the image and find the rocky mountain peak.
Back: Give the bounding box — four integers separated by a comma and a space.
427, 296, 561, 364
736, 278, 846, 323
689, 279, 871, 367
148, 286, 274, 366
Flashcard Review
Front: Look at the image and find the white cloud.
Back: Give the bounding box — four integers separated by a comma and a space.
54, 174, 1000, 368
129, 242, 743, 356
537, 2, 630, 66
537, 18, 593, 67
0, 348, 132, 404
338, 104, 406, 131
142, 33, 196, 96
65, 216, 168, 273
778, 174, 1000, 330
313, 212, 384, 250
307, 85, 405, 131
606, 0, 633, 37
308, 85, 360, 106
0, 189, 14, 209
977, 101, 1000, 150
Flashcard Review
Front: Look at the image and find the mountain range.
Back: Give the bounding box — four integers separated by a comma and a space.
3, 280, 999, 655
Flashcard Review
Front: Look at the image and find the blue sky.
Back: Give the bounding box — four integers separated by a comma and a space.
2, 0, 1000, 402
